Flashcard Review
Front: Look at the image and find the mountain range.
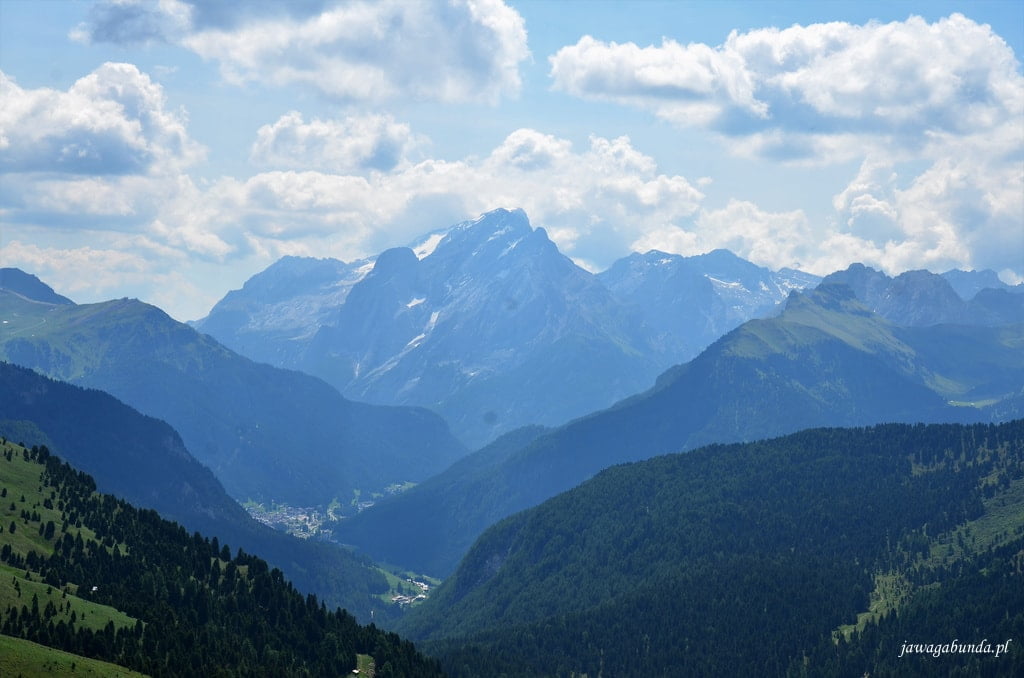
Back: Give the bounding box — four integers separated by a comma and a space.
335, 281, 1024, 577
195, 208, 821, 448
3, 207, 1022, 644
0, 271, 466, 507
196, 209, 1019, 451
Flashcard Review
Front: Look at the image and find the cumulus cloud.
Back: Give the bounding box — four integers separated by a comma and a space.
550, 14, 1023, 161
250, 112, 421, 173
76, 0, 529, 104
829, 152, 1024, 276
135, 128, 707, 271
551, 13, 1023, 282
632, 200, 815, 272
0, 64, 202, 175
0, 63, 221, 269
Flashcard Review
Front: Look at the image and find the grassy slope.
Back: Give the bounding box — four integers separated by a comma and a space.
0, 440, 141, 672
0, 634, 148, 677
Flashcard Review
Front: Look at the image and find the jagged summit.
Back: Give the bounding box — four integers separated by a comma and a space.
194, 208, 824, 447
426, 208, 542, 271
441, 208, 533, 250
823, 264, 1023, 327
451, 207, 531, 235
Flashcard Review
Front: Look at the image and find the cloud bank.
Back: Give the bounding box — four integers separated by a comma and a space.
74, 0, 530, 103
550, 14, 1023, 160
549, 14, 1024, 278
3, 9, 1021, 321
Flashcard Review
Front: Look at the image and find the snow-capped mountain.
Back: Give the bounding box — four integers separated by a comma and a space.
193, 255, 374, 369
598, 249, 820, 359
300, 208, 658, 447
196, 208, 821, 447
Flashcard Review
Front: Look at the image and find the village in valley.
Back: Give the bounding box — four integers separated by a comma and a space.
243, 487, 438, 609
391, 578, 431, 607
244, 482, 417, 541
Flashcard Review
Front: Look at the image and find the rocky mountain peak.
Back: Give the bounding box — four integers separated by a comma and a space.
370, 247, 420, 279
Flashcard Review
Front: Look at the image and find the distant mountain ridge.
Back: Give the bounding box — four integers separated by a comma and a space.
825, 264, 1024, 327
194, 255, 373, 368
335, 282, 1024, 577
942, 267, 1024, 300
196, 208, 822, 447
598, 248, 819, 356
0, 268, 73, 305
0, 281, 466, 508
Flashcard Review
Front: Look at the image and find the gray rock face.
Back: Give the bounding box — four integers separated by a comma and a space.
823, 264, 1024, 327
196, 209, 822, 448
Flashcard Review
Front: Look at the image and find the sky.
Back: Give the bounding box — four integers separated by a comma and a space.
1, 0, 1022, 322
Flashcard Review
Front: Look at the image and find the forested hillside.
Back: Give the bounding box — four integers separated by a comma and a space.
398, 421, 1024, 676
0, 441, 444, 677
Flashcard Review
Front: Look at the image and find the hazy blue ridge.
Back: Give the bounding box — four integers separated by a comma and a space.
0, 286, 467, 507
0, 361, 393, 620
339, 283, 1024, 578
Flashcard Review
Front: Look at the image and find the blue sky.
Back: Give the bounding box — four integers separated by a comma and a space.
1, 0, 1022, 321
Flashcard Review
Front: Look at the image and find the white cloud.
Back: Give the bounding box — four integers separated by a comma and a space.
0, 64, 224, 268
550, 35, 763, 127
830, 152, 1024, 276
0, 64, 203, 175
76, 0, 529, 104
632, 200, 814, 272
132, 128, 707, 271
250, 111, 421, 173
550, 13, 1023, 283
550, 14, 1024, 161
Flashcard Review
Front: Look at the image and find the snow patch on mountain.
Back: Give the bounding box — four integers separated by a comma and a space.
414, 232, 448, 260
707, 276, 742, 289
501, 238, 523, 258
